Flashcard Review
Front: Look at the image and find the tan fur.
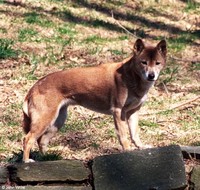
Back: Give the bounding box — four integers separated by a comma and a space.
22, 39, 167, 163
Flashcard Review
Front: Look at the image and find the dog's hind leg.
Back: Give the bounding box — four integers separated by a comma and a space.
23, 122, 48, 163
37, 104, 68, 154
37, 126, 58, 154
23, 109, 60, 163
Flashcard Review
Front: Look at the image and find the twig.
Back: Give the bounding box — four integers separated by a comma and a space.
141, 95, 200, 116
111, 11, 137, 38
161, 82, 169, 95
169, 95, 200, 110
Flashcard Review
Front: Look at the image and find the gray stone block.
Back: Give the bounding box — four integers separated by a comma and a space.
15, 186, 92, 190
0, 167, 8, 184
92, 145, 187, 190
190, 165, 200, 190
8, 160, 90, 183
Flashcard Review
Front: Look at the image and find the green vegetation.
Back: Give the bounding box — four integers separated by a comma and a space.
0, 39, 17, 59
139, 120, 159, 129
82, 35, 110, 44
18, 28, 38, 42
184, 0, 200, 12
168, 33, 198, 52
24, 12, 54, 27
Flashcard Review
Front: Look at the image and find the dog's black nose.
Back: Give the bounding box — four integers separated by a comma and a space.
148, 73, 155, 80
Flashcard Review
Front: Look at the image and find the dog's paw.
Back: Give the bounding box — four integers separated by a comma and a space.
139, 144, 153, 149
24, 159, 35, 163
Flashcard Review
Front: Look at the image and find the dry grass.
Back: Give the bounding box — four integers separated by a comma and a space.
0, 0, 199, 163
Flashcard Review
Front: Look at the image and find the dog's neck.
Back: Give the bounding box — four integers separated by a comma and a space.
121, 57, 154, 98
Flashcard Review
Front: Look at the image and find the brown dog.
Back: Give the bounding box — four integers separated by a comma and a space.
22, 39, 167, 163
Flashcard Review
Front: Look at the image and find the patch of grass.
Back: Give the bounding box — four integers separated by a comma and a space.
52, 36, 73, 46
190, 62, 200, 71
90, 142, 100, 149
24, 12, 40, 24
42, 42, 71, 65
25, 54, 40, 80
106, 128, 116, 138
87, 46, 103, 55
144, 7, 158, 15
2, 103, 21, 127
49, 0, 64, 2
57, 25, 77, 37
168, 33, 197, 53
0, 137, 7, 153
91, 19, 108, 28
61, 113, 87, 133
0, 38, 17, 59
168, 38, 187, 52
8, 133, 22, 142
118, 35, 129, 40
82, 35, 110, 44
18, 28, 38, 42
0, 27, 7, 33
109, 49, 124, 55
24, 12, 54, 27
184, 0, 200, 12
139, 119, 159, 129
82, 35, 127, 45
177, 109, 200, 131
145, 97, 165, 109
157, 109, 174, 117
159, 64, 179, 84
94, 116, 113, 129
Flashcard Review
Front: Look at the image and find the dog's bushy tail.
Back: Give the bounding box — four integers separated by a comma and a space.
22, 99, 31, 134
23, 111, 31, 134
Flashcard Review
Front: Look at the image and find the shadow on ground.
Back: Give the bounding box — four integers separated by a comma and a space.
8, 151, 63, 163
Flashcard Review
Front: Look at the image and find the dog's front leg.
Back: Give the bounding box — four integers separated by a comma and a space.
113, 108, 131, 150
126, 110, 143, 149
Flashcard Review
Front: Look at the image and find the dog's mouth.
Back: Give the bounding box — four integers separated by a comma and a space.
147, 78, 156, 82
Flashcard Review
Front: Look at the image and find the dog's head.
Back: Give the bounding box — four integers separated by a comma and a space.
132, 39, 167, 82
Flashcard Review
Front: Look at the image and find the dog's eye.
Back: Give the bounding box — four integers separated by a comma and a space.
141, 61, 147, 65
156, 62, 161, 65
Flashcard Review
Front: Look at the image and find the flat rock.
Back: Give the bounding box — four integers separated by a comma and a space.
19, 186, 92, 190
190, 165, 200, 189
92, 145, 187, 190
0, 167, 8, 184
8, 160, 90, 183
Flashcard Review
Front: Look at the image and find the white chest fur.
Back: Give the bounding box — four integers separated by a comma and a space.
123, 94, 147, 113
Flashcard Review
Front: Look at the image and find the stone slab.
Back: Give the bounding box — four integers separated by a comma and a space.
7, 186, 92, 190
0, 167, 8, 184
93, 145, 187, 190
190, 165, 200, 190
8, 160, 90, 183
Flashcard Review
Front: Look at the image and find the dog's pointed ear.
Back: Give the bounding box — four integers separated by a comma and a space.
134, 39, 145, 54
157, 40, 167, 57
